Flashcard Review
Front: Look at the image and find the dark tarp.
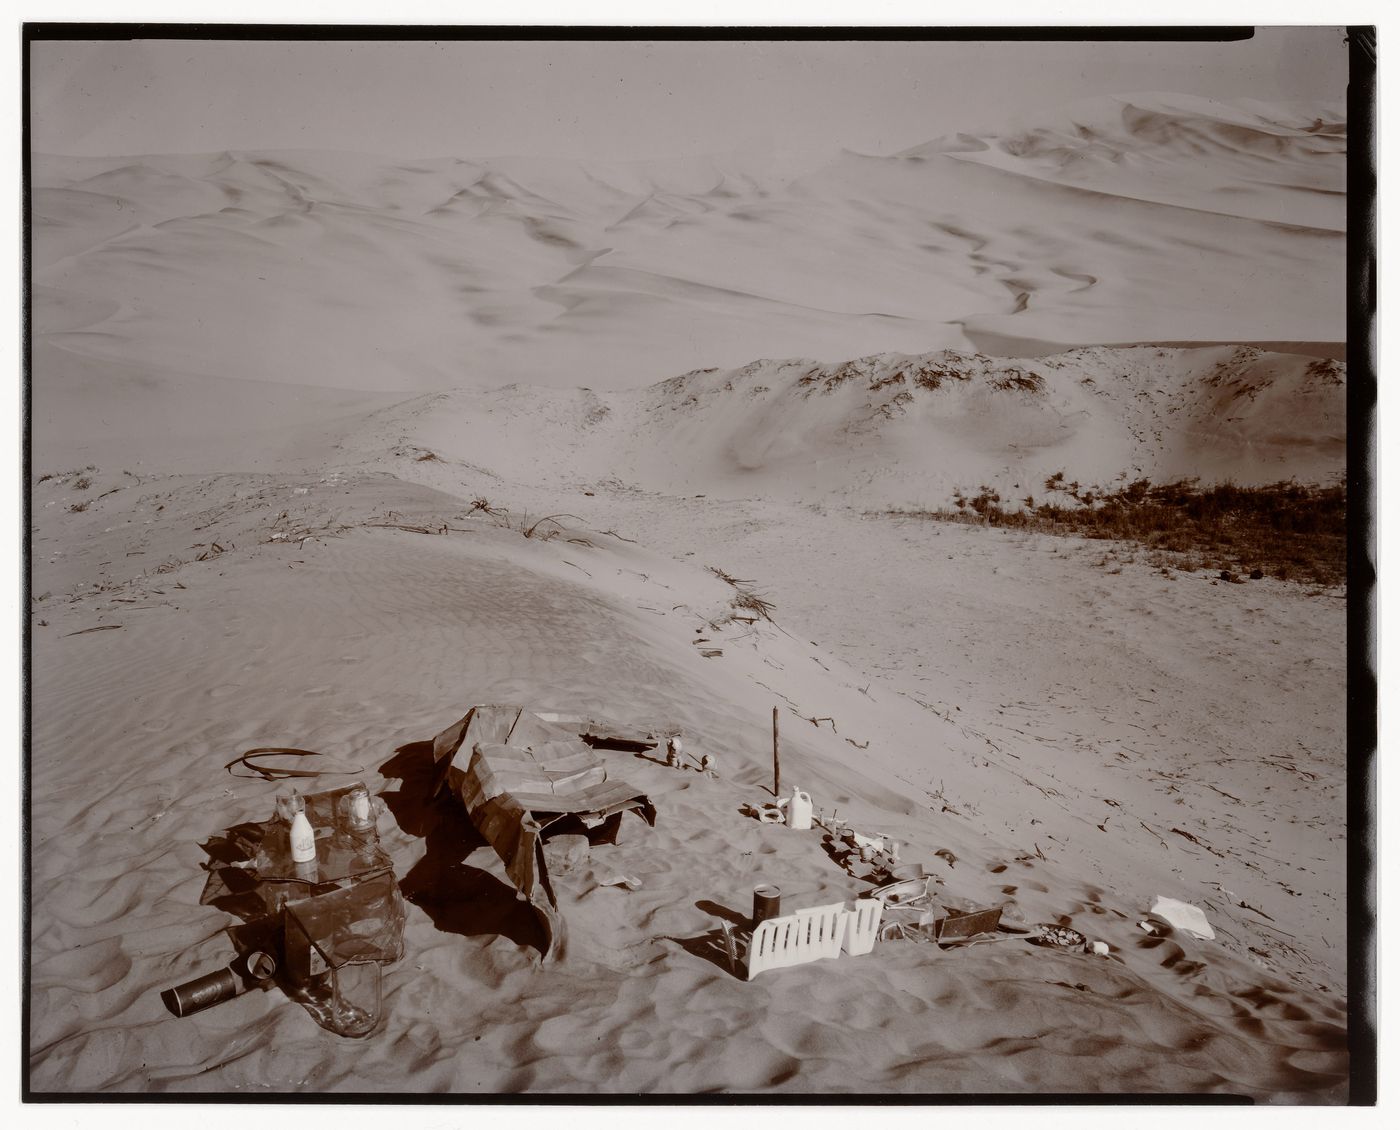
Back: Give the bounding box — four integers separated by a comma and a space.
432, 705, 658, 958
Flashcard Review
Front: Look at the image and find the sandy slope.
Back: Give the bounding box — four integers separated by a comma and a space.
27, 368, 1350, 1097
28, 464, 1348, 1097
346, 344, 1344, 510
26, 92, 1351, 1099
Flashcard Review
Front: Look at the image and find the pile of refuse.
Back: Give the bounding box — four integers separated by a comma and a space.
162, 706, 1221, 1035
166, 706, 664, 1036
180, 774, 407, 1038
715, 771, 1218, 981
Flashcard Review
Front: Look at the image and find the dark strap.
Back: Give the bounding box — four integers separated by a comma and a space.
224, 747, 364, 780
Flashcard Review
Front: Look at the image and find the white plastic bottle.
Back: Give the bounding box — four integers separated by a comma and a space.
788, 786, 813, 830
290, 796, 316, 863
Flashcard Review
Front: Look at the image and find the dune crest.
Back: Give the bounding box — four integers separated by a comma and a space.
31, 94, 1343, 393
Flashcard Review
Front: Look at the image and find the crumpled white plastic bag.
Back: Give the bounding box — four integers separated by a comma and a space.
1150, 895, 1215, 940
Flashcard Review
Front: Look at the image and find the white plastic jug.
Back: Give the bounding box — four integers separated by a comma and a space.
788, 787, 813, 830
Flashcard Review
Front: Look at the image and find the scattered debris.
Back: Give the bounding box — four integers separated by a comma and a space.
1028, 924, 1089, 951
1150, 896, 1215, 940
935, 906, 1004, 944
739, 902, 848, 980
707, 565, 777, 622
431, 705, 658, 959
163, 950, 277, 1017
1170, 827, 1226, 858
192, 783, 405, 1038
752, 883, 782, 925
787, 787, 814, 830
225, 748, 366, 781
744, 801, 787, 825
1237, 899, 1276, 922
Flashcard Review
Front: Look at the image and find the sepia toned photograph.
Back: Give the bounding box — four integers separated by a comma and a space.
22, 24, 1374, 1102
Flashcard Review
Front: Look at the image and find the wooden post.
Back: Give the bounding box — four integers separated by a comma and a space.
772, 706, 781, 798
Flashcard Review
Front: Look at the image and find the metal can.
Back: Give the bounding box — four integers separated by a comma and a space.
164, 967, 240, 1017
752, 883, 782, 926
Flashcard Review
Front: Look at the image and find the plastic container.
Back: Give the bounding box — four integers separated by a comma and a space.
290, 796, 316, 864
337, 783, 375, 835
282, 874, 403, 1038
787, 788, 813, 830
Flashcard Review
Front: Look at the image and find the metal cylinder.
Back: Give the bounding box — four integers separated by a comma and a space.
164, 967, 241, 1017
163, 951, 276, 1018
752, 883, 782, 926
243, 951, 277, 981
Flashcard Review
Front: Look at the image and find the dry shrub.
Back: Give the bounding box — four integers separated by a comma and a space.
707, 565, 777, 621
884, 479, 1346, 586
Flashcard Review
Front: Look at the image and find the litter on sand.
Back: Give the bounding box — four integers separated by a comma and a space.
430, 705, 659, 960
183, 779, 406, 1038
1028, 924, 1089, 951
1150, 896, 1215, 940
719, 898, 884, 980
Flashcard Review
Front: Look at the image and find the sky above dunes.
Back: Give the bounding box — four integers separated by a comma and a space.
30, 29, 1348, 161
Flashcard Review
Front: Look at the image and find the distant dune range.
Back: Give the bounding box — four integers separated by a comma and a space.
32, 92, 1345, 398
27, 94, 1352, 1097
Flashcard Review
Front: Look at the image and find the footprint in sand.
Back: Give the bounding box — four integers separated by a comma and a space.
206, 684, 242, 700
140, 717, 170, 732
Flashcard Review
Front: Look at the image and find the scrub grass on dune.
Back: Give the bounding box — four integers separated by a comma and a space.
881, 479, 1347, 586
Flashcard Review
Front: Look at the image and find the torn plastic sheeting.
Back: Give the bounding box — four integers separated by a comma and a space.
432, 705, 657, 961
1150, 896, 1215, 940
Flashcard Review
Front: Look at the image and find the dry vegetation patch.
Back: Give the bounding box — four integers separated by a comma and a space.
884, 478, 1346, 586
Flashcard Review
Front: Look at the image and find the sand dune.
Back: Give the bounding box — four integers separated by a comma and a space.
27, 91, 1350, 1098
324, 344, 1344, 510
905, 93, 1346, 230
31, 93, 1344, 392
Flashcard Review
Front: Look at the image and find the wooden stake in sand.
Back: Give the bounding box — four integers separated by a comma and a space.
772, 706, 781, 798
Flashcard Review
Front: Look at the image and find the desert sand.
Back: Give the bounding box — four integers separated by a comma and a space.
27, 93, 1351, 1098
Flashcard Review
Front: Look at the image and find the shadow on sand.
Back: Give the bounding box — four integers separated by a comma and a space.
378, 740, 547, 956
662, 899, 752, 980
